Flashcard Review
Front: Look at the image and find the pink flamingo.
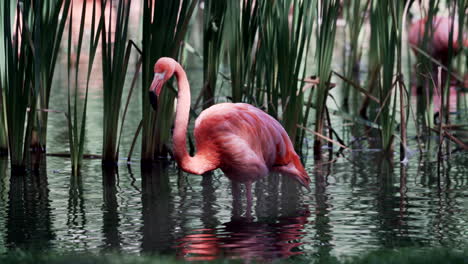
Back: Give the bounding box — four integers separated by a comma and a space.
408, 16, 468, 66
149, 57, 310, 212
409, 16, 468, 110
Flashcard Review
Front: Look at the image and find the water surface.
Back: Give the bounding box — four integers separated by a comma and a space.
0, 3, 467, 261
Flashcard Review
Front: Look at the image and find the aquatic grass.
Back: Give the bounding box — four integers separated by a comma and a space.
101, 0, 134, 165
0, 2, 10, 155
66, 0, 102, 174
455, 0, 466, 113
440, 2, 458, 126
1, 1, 37, 171
0, 76, 7, 155
434, 2, 463, 158
140, 0, 198, 162
255, 0, 315, 151
33, 0, 72, 152
413, 1, 439, 129
201, 0, 227, 109
359, 0, 404, 154
1, 0, 72, 170
342, 0, 369, 112
0, 105, 6, 155
225, 0, 259, 103
313, 0, 340, 157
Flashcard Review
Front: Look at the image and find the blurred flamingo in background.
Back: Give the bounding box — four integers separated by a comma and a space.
408, 16, 468, 111
409, 16, 467, 66
148, 57, 310, 215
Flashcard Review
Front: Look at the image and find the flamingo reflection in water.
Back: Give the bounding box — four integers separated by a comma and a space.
175, 207, 310, 261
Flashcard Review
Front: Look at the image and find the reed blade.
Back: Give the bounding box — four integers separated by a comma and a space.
66, 0, 102, 174
101, 0, 134, 165
313, 0, 340, 157
140, 0, 198, 162
201, 0, 227, 109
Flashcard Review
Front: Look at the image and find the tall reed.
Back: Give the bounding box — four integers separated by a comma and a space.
141, 0, 198, 163
67, 0, 102, 174
225, 0, 259, 103
33, 0, 72, 152
1, 0, 71, 170
201, 0, 226, 109
0, 2, 8, 154
2, 1, 37, 171
255, 0, 315, 151
372, 0, 403, 153
413, 1, 439, 129
0, 96, 6, 155
313, 0, 340, 156
342, 0, 369, 112
101, 0, 133, 165
440, 3, 457, 126
455, 0, 466, 113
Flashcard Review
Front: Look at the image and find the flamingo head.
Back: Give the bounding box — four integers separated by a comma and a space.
274, 154, 311, 191
149, 57, 176, 110
283, 162, 311, 192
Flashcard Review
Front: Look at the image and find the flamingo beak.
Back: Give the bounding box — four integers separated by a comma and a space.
149, 72, 166, 111
295, 173, 311, 192
276, 163, 311, 191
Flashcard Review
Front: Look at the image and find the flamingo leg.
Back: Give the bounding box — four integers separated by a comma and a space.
245, 182, 253, 220
231, 181, 242, 219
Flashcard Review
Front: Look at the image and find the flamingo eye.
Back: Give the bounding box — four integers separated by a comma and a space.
154, 71, 166, 80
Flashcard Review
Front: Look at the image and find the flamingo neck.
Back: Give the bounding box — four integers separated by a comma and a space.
172, 63, 218, 175
173, 63, 191, 164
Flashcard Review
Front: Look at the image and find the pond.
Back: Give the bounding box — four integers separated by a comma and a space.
0, 2, 468, 263
0, 127, 467, 262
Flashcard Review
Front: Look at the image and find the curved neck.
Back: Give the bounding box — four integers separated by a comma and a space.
172, 63, 191, 164
171, 63, 219, 175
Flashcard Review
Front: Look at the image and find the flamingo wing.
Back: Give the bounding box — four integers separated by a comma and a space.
194, 103, 310, 187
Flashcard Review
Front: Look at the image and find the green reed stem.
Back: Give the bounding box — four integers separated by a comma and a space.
67, 0, 102, 174
201, 0, 226, 109
226, 0, 259, 104
0, 2, 9, 154
342, 0, 369, 113
101, 0, 133, 165
415, 1, 439, 129
255, 0, 316, 152
313, 0, 339, 157
141, 0, 198, 162
373, 0, 403, 153
455, 0, 466, 113
34, 0, 71, 152
2, 1, 36, 171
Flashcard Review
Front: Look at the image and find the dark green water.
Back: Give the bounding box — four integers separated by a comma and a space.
0, 138, 467, 261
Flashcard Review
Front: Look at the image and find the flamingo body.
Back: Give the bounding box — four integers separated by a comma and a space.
149, 57, 310, 190
194, 102, 308, 185
408, 16, 467, 64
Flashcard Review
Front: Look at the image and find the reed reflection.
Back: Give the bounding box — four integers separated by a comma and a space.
374, 158, 413, 247
101, 167, 122, 251
140, 163, 175, 254
429, 160, 463, 245
6, 159, 54, 250
0, 159, 8, 252
255, 173, 280, 219
200, 173, 220, 229
313, 162, 333, 258
67, 172, 87, 249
